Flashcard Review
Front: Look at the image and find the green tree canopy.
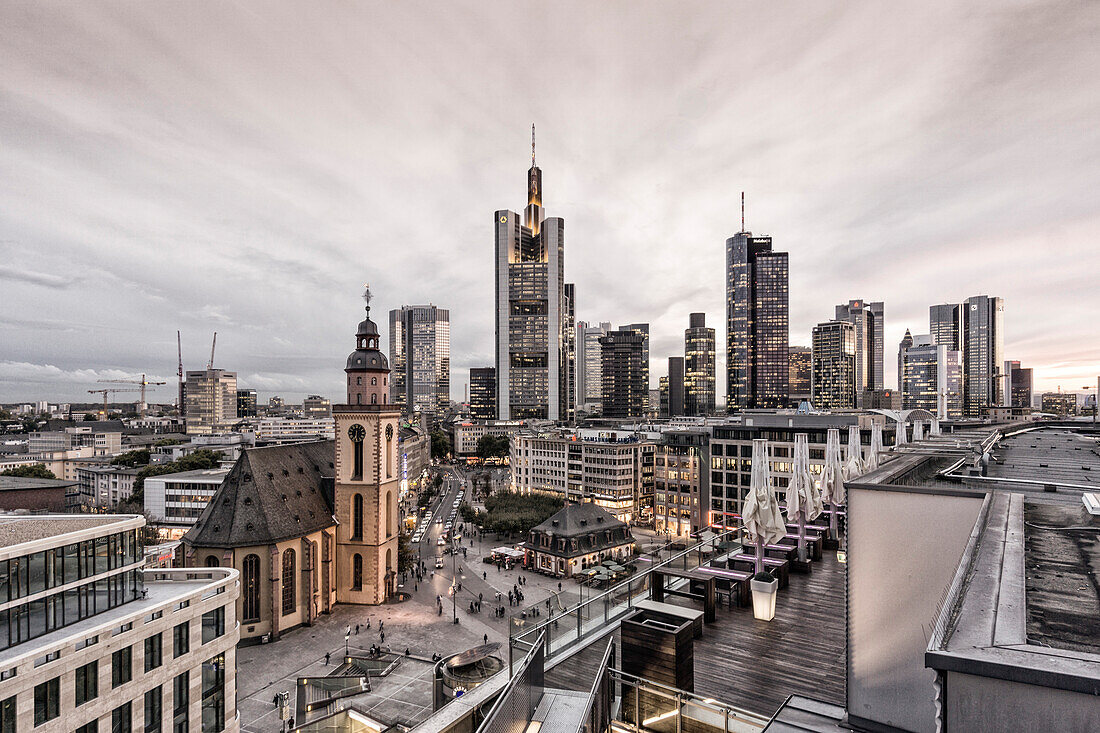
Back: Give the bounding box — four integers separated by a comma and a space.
0, 464, 57, 480
476, 434, 510, 459
110, 448, 152, 467
430, 429, 451, 459
133, 449, 224, 490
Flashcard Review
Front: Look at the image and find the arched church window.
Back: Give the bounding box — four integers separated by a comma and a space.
371, 394, 377, 404
357, 394, 361, 405
384, 490, 392, 537
352, 554, 362, 590
242, 554, 260, 622
385, 549, 392, 573
281, 549, 296, 616
205, 556, 219, 567
371, 377, 377, 385
311, 542, 319, 593
352, 494, 363, 539
356, 377, 362, 385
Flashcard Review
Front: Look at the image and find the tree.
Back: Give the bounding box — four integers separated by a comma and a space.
83, 413, 98, 422
397, 532, 417, 573
470, 490, 564, 535
1, 464, 57, 480
430, 429, 451, 460
111, 449, 152, 467
476, 435, 510, 460
133, 449, 224, 490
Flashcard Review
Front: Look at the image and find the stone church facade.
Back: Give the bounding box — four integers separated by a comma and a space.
181, 292, 400, 642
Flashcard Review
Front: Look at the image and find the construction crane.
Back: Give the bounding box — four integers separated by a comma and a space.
87, 388, 142, 420
207, 332, 217, 369
97, 374, 166, 418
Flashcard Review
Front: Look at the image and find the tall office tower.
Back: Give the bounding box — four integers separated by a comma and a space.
726, 231, 789, 410
599, 330, 647, 419
834, 300, 885, 406
666, 356, 686, 417
930, 303, 962, 350
564, 283, 576, 422
619, 323, 650, 393
469, 367, 497, 420
236, 388, 257, 418
900, 334, 963, 418
961, 295, 1004, 416
811, 320, 856, 409
684, 313, 716, 416
659, 376, 669, 416
1005, 360, 1033, 408
495, 130, 566, 421
898, 329, 914, 391
183, 368, 238, 435
788, 346, 812, 404
389, 304, 451, 418
576, 321, 611, 414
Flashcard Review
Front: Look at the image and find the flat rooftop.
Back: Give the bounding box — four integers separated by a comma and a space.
986, 427, 1100, 493
0, 476, 78, 491
1024, 502, 1100, 655
0, 514, 131, 549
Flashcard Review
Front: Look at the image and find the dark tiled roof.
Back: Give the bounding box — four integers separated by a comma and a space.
524, 503, 634, 558
531, 502, 626, 537
182, 441, 336, 549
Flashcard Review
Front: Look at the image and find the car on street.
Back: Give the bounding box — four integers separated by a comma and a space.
435, 556, 444, 568
437, 537, 446, 546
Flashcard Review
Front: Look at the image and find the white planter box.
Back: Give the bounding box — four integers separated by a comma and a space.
750, 576, 778, 621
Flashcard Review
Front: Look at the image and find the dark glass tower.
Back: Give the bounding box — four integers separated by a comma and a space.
684, 313, 715, 416
726, 231, 789, 410
599, 330, 647, 419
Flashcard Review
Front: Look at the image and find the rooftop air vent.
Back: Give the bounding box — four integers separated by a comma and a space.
246, 522, 254, 532
243, 497, 253, 506
213, 525, 220, 532
298, 466, 304, 474
282, 469, 290, 477
267, 472, 274, 480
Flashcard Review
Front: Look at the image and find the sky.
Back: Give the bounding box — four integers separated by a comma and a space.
1, 0, 1098, 407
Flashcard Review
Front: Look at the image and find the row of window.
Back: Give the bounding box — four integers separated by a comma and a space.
2, 531, 141, 604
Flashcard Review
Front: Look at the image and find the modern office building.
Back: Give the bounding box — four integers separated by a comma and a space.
389, 304, 451, 418
235, 389, 257, 419
788, 346, 812, 404
1005, 360, 1033, 408
266, 396, 285, 415
27, 428, 122, 457
144, 467, 232, 538
469, 367, 497, 421
726, 231, 789, 410
684, 313, 715, 417
510, 428, 655, 522
0, 514, 239, 733
1041, 392, 1077, 416
899, 334, 963, 418
564, 283, 576, 422
599, 329, 648, 420
75, 465, 140, 509
302, 395, 333, 419
618, 323, 650, 396
898, 329, 914, 391
253, 417, 336, 444
576, 321, 611, 415
653, 429, 710, 538
961, 295, 1005, 417
452, 420, 529, 456
664, 356, 686, 418
494, 133, 568, 421
834, 300, 885, 406
811, 320, 857, 409
929, 303, 962, 351
183, 369, 238, 435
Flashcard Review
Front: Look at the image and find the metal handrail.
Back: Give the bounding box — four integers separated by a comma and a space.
478, 631, 545, 730
577, 637, 615, 732
611, 667, 770, 730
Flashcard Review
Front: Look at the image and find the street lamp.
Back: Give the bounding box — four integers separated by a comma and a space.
344, 625, 351, 658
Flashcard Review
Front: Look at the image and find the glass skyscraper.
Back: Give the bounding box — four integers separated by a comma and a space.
811, 320, 856, 409
389, 304, 450, 418
684, 313, 715, 416
726, 232, 789, 410
834, 299, 885, 406
900, 334, 963, 418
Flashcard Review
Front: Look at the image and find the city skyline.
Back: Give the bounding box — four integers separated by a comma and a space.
2, 1, 1099, 404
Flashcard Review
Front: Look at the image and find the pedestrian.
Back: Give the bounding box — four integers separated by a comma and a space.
379, 620, 384, 633
558, 581, 562, 592
483, 571, 487, 580
478, 592, 483, 602
380, 630, 385, 643
355, 624, 360, 635
483, 633, 488, 645
324, 652, 330, 665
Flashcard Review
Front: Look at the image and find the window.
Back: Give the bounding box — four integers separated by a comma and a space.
352, 494, 363, 539
173, 671, 189, 733
75, 722, 97, 733
241, 555, 260, 622
205, 556, 219, 567
1, 695, 15, 733
145, 686, 162, 733
145, 633, 163, 672
385, 491, 392, 537
202, 653, 226, 732
173, 621, 189, 658
352, 554, 362, 590
112, 702, 132, 733
112, 646, 132, 687
202, 607, 224, 644
34, 676, 60, 725
75, 660, 98, 706
281, 549, 295, 616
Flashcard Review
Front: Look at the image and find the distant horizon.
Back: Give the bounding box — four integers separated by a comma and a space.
2, 2, 1097, 403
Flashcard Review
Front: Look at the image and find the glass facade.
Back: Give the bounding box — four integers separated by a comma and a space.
389, 305, 451, 417
0, 528, 142, 651
834, 300, 885, 405
812, 320, 857, 409
726, 233, 789, 410
684, 314, 715, 416
469, 367, 497, 420
183, 369, 238, 435
202, 652, 226, 732
599, 330, 647, 419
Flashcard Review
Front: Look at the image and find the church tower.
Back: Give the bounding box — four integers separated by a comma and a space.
333, 286, 400, 604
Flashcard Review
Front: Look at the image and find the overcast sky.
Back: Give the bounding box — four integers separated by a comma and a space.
1, 0, 1098, 407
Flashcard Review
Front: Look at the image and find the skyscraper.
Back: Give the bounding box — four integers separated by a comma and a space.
599, 330, 647, 420
930, 304, 962, 351
564, 283, 577, 422
389, 304, 451, 418
811, 320, 856, 409
834, 299, 884, 406
495, 128, 567, 420
618, 323, 650, 395
788, 346, 812, 404
666, 356, 685, 417
898, 329, 914, 391
899, 334, 963, 418
962, 295, 1005, 417
1005, 360, 1033, 408
236, 388, 257, 418
726, 230, 789, 410
469, 367, 497, 420
684, 313, 715, 416
576, 321, 611, 414
183, 368, 237, 435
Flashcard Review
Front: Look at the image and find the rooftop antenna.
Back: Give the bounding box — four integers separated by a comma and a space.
531, 123, 536, 167
741, 191, 745, 232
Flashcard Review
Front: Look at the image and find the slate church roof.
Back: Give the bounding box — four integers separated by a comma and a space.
182, 440, 336, 549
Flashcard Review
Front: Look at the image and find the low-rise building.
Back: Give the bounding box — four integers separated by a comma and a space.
75, 465, 141, 508
254, 417, 335, 444
522, 503, 635, 577
0, 514, 239, 733
0, 476, 77, 513
144, 468, 232, 539
453, 420, 529, 457
1040, 391, 1077, 416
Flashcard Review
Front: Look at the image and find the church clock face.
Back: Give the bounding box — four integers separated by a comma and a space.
348, 424, 366, 442
385, 424, 393, 440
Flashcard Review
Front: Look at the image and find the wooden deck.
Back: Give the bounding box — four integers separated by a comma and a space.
545, 554, 847, 718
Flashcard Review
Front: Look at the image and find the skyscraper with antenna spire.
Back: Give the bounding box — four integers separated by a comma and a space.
495, 125, 573, 420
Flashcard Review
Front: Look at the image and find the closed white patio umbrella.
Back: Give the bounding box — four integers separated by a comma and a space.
843, 425, 864, 481
931, 417, 942, 436
865, 421, 883, 472
912, 420, 925, 442
742, 439, 787, 575
786, 433, 821, 563
895, 418, 908, 447
820, 428, 847, 542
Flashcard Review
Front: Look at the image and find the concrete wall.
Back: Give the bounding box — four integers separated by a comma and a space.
945, 671, 1100, 733
847, 486, 985, 733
